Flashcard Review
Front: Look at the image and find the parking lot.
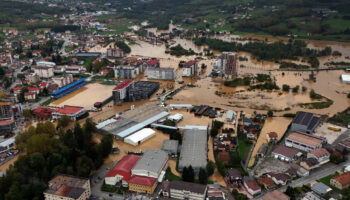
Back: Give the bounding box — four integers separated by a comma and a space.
314, 123, 347, 144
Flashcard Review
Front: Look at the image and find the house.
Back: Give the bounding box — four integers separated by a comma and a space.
307, 148, 330, 165
336, 139, 350, 152
226, 110, 234, 122
146, 59, 160, 68
303, 192, 322, 200
262, 190, 290, 200
24, 92, 37, 101
34, 66, 54, 78
243, 177, 261, 196
258, 177, 277, 190
285, 132, 323, 152
104, 155, 139, 187
266, 172, 290, 185
43, 174, 91, 200
28, 87, 40, 94
272, 145, 299, 162
330, 172, 350, 190
291, 111, 321, 133
243, 118, 253, 126
164, 180, 207, 200
267, 132, 278, 143
311, 182, 332, 196
33, 107, 55, 119
225, 169, 242, 185
300, 158, 319, 171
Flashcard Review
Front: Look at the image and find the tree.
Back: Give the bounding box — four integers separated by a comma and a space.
267, 110, 273, 117
232, 189, 248, 200
182, 167, 188, 181
22, 109, 32, 119
201, 63, 207, 69
187, 165, 195, 183
198, 168, 208, 185
302, 86, 307, 92
282, 84, 290, 92
348, 92, 350, 98
206, 161, 215, 176
58, 115, 71, 128
98, 134, 113, 157
292, 85, 300, 93
26, 134, 57, 155
18, 87, 29, 103
115, 41, 131, 53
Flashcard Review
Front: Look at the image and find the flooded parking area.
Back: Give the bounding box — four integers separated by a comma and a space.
50, 83, 115, 109
248, 117, 292, 167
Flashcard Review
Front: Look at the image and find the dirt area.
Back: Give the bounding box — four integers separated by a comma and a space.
314, 123, 347, 144
0, 153, 25, 172
50, 83, 115, 109
248, 117, 292, 167
254, 157, 291, 177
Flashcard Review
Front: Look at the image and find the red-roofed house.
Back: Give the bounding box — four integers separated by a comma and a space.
28, 87, 40, 94
128, 175, 157, 194
331, 172, 350, 189
146, 59, 160, 68
12, 87, 22, 95
33, 107, 55, 119
105, 155, 139, 186
307, 148, 330, 165
24, 92, 37, 101
39, 82, 48, 89
243, 178, 261, 196
182, 60, 198, 77
267, 132, 278, 143
52, 105, 88, 120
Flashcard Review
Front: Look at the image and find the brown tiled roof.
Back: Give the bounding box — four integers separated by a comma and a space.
170, 181, 207, 194
332, 172, 350, 186
267, 172, 290, 182
258, 177, 275, 186
272, 145, 299, 159
268, 132, 278, 138
245, 179, 261, 191
339, 139, 350, 148
309, 148, 330, 158
286, 132, 323, 148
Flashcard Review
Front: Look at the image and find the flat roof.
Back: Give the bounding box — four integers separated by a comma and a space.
341, 74, 350, 82
286, 132, 323, 148
54, 105, 85, 115
132, 150, 168, 175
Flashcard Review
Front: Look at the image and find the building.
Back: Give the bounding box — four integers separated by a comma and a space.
66, 66, 85, 74
311, 182, 332, 196
24, 92, 37, 101
124, 128, 156, 146
0, 137, 15, 153
226, 110, 234, 122
34, 66, 54, 78
266, 172, 290, 185
267, 132, 278, 143
0, 120, 15, 133
146, 59, 160, 68
169, 104, 193, 110
178, 126, 207, 174
128, 150, 168, 194
225, 169, 242, 185
114, 66, 137, 79
33, 107, 55, 119
97, 104, 169, 140
146, 67, 175, 80
272, 145, 299, 162
161, 140, 179, 157
44, 174, 91, 200
52, 105, 88, 120
112, 80, 134, 104
164, 180, 207, 200
0, 102, 12, 120
330, 172, 350, 190
52, 74, 74, 88
258, 177, 277, 190
168, 113, 183, 123
74, 52, 101, 58
182, 60, 198, 77
107, 47, 124, 58
131, 150, 168, 179
104, 155, 139, 186
212, 52, 237, 78
303, 192, 322, 200
307, 148, 330, 165
341, 74, 350, 84
285, 132, 323, 152
262, 190, 290, 200
243, 177, 261, 196
337, 138, 350, 152
291, 111, 321, 133
300, 157, 319, 171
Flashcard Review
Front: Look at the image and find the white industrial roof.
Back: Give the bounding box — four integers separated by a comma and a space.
0, 137, 15, 147
96, 118, 117, 129
341, 74, 350, 82
124, 128, 155, 145
168, 113, 183, 121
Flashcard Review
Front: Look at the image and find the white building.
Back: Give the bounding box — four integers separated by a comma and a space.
168, 114, 183, 123
341, 74, 350, 84
124, 128, 156, 146
34, 66, 54, 78
52, 74, 73, 88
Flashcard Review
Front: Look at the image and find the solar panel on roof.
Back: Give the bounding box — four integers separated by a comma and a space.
301, 113, 313, 126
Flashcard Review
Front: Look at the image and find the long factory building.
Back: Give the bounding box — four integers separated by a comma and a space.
96, 104, 169, 141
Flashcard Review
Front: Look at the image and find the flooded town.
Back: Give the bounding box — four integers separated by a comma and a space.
0, 0, 350, 200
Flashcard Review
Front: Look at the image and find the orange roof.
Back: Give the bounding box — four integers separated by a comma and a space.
268, 132, 278, 138
309, 148, 330, 158
0, 102, 11, 106
286, 132, 323, 148
333, 172, 350, 186
55, 105, 84, 115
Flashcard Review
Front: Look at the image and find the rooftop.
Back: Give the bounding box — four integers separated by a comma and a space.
128, 175, 157, 187
170, 180, 207, 194
161, 140, 179, 152
132, 150, 168, 175
308, 148, 330, 158
272, 145, 299, 159
54, 105, 85, 115
105, 155, 139, 181
45, 174, 89, 199
286, 132, 323, 148
113, 80, 133, 91
0, 120, 15, 126
262, 190, 290, 200
183, 60, 197, 67
332, 172, 350, 186
292, 111, 321, 131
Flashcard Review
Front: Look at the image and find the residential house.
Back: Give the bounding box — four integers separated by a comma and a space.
24, 92, 37, 101
267, 132, 278, 143
163, 180, 207, 200
311, 182, 332, 196
272, 145, 299, 162
224, 169, 242, 186
266, 172, 290, 185
258, 177, 277, 190
243, 177, 261, 196
300, 158, 319, 171
285, 132, 323, 152
182, 60, 198, 77
330, 172, 350, 190
307, 148, 330, 165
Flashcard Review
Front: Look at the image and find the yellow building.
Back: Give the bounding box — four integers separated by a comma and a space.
128, 175, 157, 194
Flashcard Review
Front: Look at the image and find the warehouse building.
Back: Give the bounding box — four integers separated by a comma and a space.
112, 81, 160, 104
74, 52, 101, 58
97, 104, 169, 140
146, 67, 175, 80
104, 155, 139, 186
178, 126, 208, 174
291, 111, 321, 134
124, 128, 156, 146
285, 132, 323, 152
169, 104, 192, 110
162, 140, 179, 157
341, 74, 350, 84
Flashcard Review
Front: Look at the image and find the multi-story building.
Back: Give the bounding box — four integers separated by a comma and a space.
51, 105, 88, 121
44, 174, 91, 200
182, 60, 198, 77
112, 80, 134, 105
307, 148, 330, 165
104, 155, 139, 187
162, 180, 207, 200
114, 66, 137, 79
52, 74, 74, 88
331, 172, 350, 190
107, 47, 124, 58
146, 67, 175, 80
285, 132, 323, 152
34, 66, 54, 78
213, 52, 237, 78
0, 102, 13, 120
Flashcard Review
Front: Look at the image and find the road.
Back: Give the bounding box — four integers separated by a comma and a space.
59, 36, 71, 56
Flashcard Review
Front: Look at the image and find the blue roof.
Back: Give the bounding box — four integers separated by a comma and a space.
52, 78, 86, 96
